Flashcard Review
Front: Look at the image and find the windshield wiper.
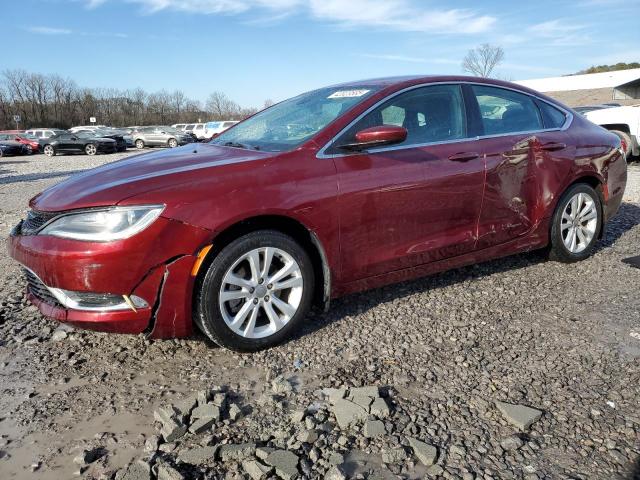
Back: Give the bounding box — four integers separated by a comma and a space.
222, 141, 249, 149
221, 141, 260, 151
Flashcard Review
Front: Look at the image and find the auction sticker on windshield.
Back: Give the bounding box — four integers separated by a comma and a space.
328, 89, 370, 99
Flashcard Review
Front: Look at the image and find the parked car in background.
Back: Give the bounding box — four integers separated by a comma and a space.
190, 123, 206, 140
74, 128, 127, 152
204, 120, 238, 140
25, 128, 66, 139
171, 124, 186, 130
41, 131, 117, 156
0, 133, 40, 153
0, 140, 30, 157
583, 104, 640, 157
8, 76, 627, 351
69, 125, 107, 133
131, 126, 194, 149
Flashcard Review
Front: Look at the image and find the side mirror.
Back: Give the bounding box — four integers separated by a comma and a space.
339, 125, 407, 151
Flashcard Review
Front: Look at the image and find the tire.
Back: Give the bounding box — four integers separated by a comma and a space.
549, 183, 602, 263
195, 230, 315, 352
43, 145, 55, 157
85, 143, 97, 156
0, 148, 3, 158
610, 130, 632, 157
135, 139, 145, 149
168, 138, 178, 148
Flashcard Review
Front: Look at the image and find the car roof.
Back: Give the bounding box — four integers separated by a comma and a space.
329, 75, 544, 94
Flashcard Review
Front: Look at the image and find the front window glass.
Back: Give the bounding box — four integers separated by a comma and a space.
211, 86, 380, 152
330, 84, 467, 153
472, 85, 542, 135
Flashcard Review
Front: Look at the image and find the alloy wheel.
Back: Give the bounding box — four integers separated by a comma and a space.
218, 247, 304, 339
169, 139, 177, 148
85, 144, 97, 155
135, 140, 144, 149
561, 192, 598, 254
43, 145, 54, 157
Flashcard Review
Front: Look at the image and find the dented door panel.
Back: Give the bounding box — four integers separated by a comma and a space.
476, 133, 576, 249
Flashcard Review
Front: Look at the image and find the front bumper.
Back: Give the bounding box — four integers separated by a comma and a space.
97, 143, 117, 153
8, 215, 212, 338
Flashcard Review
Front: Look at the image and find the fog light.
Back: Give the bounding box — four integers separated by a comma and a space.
47, 287, 148, 312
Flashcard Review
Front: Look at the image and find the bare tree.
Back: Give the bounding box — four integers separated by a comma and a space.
206, 91, 240, 120
462, 44, 504, 78
0, 69, 256, 129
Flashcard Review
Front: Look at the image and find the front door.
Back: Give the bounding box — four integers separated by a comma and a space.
327, 84, 486, 283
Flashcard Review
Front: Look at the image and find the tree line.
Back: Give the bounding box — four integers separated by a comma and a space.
0, 69, 262, 130
575, 62, 640, 75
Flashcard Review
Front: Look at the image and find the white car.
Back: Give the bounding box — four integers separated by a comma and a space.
171, 123, 187, 130
203, 120, 238, 140
583, 105, 640, 157
68, 125, 107, 133
25, 128, 66, 139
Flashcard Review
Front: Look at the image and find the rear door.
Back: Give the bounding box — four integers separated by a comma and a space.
328, 83, 486, 282
466, 84, 574, 249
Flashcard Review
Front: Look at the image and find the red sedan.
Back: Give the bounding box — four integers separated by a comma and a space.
8, 76, 627, 351
0, 133, 40, 153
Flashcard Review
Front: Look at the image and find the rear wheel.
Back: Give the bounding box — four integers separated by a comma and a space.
85, 143, 97, 155
549, 183, 602, 263
195, 230, 314, 352
135, 139, 145, 149
43, 145, 55, 157
610, 130, 632, 157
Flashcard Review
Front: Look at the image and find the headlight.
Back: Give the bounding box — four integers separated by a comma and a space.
40, 205, 164, 241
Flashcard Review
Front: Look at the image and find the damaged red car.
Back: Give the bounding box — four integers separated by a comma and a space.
8, 76, 627, 351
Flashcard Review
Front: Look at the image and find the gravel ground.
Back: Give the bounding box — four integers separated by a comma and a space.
0, 151, 639, 480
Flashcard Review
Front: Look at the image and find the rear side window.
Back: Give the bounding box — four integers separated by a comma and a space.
537, 100, 567, 129
223, 122, 236, 128
472, 85, 542, 135
331, 84, 467, 153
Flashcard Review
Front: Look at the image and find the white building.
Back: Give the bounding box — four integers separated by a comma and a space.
515, 68, 640, 107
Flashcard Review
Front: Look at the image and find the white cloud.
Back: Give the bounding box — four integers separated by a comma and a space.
527, 20, 591, 46
309, 0, 495, 34
27, 26, 73, 35
84, 0, 495, 34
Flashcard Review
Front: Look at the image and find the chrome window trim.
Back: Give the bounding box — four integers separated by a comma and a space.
316, 81, 573, 159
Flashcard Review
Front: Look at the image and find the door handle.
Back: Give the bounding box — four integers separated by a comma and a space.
541, 142, 566, 151
448, 152, 479, 162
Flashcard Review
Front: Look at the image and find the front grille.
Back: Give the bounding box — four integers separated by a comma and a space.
23, 269, 62, 307
21, 210, 58, 235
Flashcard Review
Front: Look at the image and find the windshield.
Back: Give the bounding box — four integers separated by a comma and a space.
211, 86, 380, 152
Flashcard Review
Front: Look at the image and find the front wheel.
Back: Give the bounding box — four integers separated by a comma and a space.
85, 143, 97, 155
549, 183, 602, 263
168, 138, 178, 148
43, 145, 55, 157
195, 230, 315, 352
135, 139, 145, 149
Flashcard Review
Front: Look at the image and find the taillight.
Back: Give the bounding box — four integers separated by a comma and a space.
620, 138, 627, 154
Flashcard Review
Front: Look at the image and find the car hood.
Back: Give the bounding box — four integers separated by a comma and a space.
30, 144, 274, 212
